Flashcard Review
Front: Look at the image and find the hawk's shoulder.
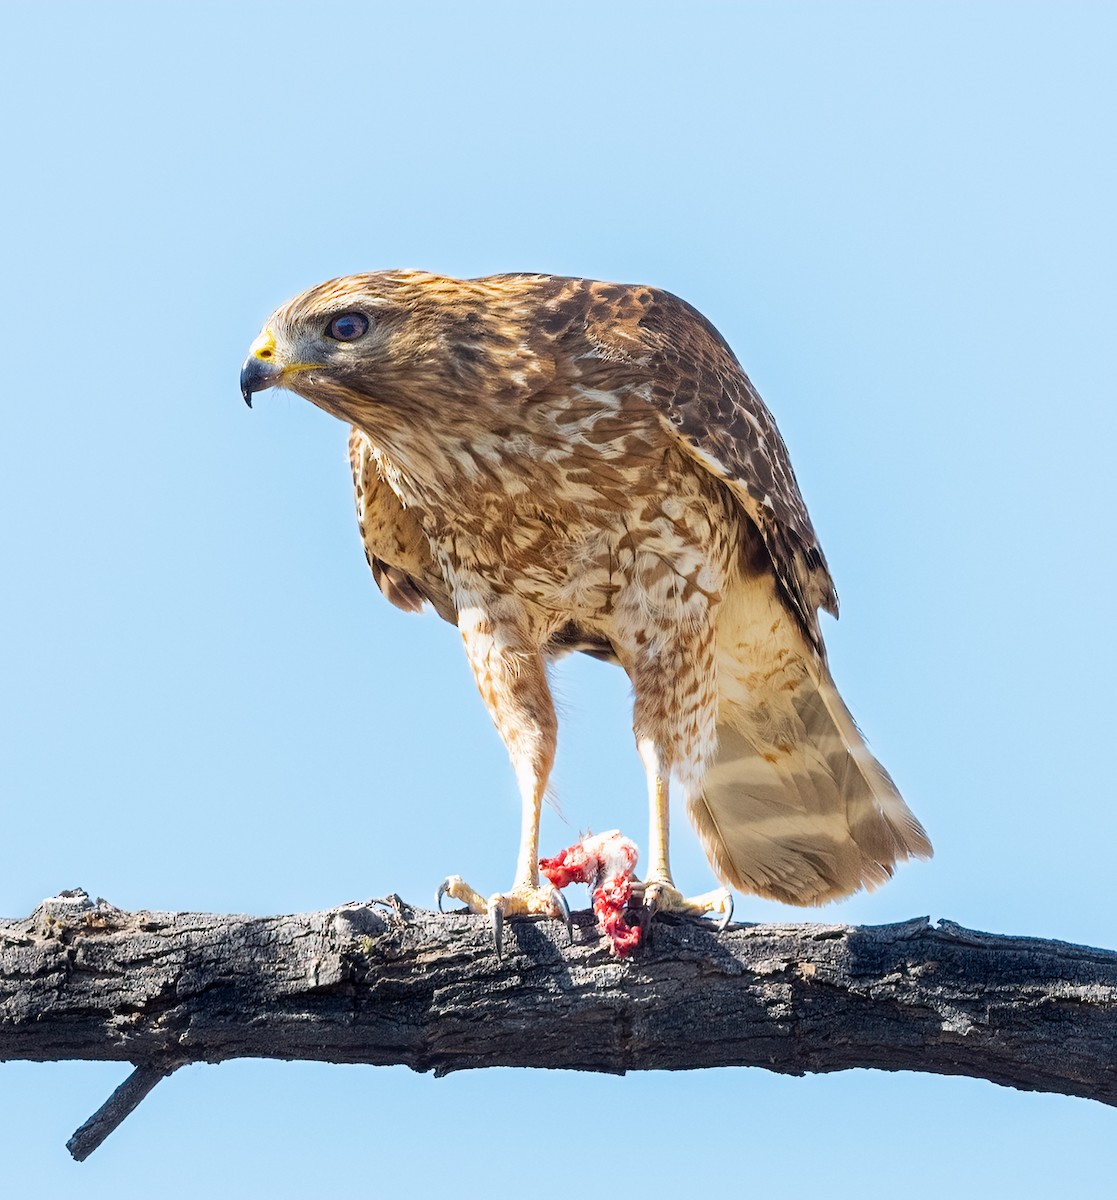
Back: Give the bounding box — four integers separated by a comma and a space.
508, 276, 839, 643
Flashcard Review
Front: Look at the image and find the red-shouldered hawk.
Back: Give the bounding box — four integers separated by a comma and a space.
241, 272, 930, 951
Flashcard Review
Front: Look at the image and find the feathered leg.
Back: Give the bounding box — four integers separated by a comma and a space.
437, 603, 571, 952
622, 617, 733, 926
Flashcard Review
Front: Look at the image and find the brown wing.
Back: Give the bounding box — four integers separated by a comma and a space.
545, 277, 838, 648
348, 427, 457, 625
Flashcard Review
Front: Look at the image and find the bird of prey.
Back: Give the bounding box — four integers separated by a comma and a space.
241, 271, 931, 946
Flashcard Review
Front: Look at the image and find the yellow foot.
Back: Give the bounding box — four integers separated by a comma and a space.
632, 880, 734, 931
437, 876, 572, 956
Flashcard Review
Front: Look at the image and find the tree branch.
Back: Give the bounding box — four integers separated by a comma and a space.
3, 889, 1116, 1157
65, 1063, 180, 1161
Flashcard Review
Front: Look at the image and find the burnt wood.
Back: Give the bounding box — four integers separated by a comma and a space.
3, 890, 1115, 1156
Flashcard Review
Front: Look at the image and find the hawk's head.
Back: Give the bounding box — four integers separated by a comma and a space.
240, 271, 559, 424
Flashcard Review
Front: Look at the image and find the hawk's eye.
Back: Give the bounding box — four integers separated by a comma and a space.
326, 312, 370, 341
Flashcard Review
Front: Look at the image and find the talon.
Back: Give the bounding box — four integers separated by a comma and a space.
551, 886, 573, 944
716, 891, 734, 932
637, 880, 730, 934
436, 874, 489, 915
640, 903, 656, 948
441, 879, 573, 957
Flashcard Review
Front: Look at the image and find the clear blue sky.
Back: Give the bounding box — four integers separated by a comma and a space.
2, 1, 1115, 1193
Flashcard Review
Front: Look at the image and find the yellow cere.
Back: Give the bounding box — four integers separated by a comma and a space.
250, 328, 276, 361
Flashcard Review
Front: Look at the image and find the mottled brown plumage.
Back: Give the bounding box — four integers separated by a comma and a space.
242, 271, 930, 931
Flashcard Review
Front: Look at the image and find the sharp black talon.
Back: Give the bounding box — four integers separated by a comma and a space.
491, 905, 504, 958
436, 878, 451, 913
551, 887, 573, 944
716, 892, 734, 932
637, 899, 655, 947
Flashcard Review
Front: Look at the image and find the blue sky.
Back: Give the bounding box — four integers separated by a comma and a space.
2, 1, 1115, 1193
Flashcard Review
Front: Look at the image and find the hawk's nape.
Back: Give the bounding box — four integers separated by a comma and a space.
242, 271, 930, 951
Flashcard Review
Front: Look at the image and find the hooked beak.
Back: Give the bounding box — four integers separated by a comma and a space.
240, 328, 280, 408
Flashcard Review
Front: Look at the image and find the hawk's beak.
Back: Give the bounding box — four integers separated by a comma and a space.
240, 328, 280, 408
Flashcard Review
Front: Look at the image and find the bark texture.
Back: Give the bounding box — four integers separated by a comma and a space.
3, 890, 1115, 1110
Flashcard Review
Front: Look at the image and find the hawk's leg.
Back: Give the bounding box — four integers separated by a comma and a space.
436, 606, 571, 954
630, 738, 734, 927
625, 624, 733, 929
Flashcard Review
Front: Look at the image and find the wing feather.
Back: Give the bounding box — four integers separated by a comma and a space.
545, 278, 838, 647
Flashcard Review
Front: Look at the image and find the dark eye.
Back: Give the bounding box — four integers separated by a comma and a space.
326, 312, 370, 341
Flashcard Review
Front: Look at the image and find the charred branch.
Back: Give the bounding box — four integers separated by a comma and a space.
2, 890, 1114, 1157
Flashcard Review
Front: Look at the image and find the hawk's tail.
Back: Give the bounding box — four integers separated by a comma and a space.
687, 582, 932, 906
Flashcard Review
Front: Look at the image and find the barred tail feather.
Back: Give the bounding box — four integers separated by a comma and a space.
688, 582, 932, 906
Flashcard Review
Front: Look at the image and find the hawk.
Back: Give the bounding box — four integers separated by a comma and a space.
241, 272, 930, 946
